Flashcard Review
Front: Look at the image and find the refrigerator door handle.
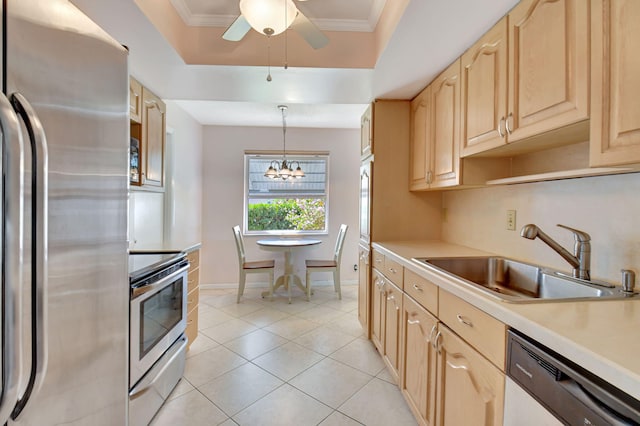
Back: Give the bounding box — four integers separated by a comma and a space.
9, 93, 49, 420
0, 93, 25, 424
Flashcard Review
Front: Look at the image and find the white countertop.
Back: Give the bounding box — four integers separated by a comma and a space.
373, 240, 640, 401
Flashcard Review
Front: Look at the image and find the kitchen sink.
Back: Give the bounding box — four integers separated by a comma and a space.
413, 256, 638, 303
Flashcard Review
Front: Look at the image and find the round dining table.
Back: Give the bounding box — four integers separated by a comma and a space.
256, 238, 321, 303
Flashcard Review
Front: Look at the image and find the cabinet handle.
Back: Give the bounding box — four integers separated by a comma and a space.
145, 99, 159, 109
432, 330, 442, 353
505, 113, 513, 134
375, 258, 383, 264
407, 319, 420, 325
389, 267, 396, 274
456, 314, 473, 327
412, 284, 423, 292
426, 170, 433, 184
498, 117, 505, 138
386, 294, 395, 302
428, 324, 437, 342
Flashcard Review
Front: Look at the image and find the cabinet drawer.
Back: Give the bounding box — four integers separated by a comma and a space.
187, 269, 200, 293
373, 250, 385, 270
383, 258, 404, 288
404, 269, 438, 316
186, 306, 198, 348
186, 249, 200, 270
439, 290, 506, 370
187, 287, 199, 313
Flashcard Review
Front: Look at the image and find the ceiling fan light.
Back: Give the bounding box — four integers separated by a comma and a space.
239, 0, 297, 36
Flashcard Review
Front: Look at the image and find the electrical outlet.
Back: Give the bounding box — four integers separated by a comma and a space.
506, 210, 516, 231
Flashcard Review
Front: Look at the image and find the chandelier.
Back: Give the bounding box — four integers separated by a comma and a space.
264, 105, 305, 180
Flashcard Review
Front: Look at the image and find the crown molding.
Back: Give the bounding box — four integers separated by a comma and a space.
169, 0, 377, 32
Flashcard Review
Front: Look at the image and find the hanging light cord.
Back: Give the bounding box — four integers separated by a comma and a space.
284, 0, 289, 69
266, 36, 272, 82
281, 106, 287, 161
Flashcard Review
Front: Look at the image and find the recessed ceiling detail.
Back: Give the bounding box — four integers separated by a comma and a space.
169, 0, 387, 32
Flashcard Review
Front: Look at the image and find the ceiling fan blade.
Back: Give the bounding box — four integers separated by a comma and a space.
222, 15, 251, 41
290, 11, 328, 49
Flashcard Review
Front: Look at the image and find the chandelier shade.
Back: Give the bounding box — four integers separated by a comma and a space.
239, 0, 298, 36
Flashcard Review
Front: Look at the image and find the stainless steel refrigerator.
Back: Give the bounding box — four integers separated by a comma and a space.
0, 0, 129, 424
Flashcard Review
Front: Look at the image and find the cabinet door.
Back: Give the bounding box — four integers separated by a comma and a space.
383, 281, 403, 382
371, 269, 385, 353
435, 326, 505, 426
361, 105, 373, 158
460, 18, 508, 157
130, 77, 142, 124
590, 0, 640, 166
358, 244, 370, 336
141, 88, 166, 187
359, 159, 372, 244
401, 295, 438, 426
507, 0, 589, 142
410, 87, 431, 190
431, 60, 461, 188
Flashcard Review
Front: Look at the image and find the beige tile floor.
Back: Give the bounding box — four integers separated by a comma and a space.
151, 284, 418, 426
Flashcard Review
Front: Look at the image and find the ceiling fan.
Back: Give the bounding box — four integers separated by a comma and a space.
223, 0, 329, 49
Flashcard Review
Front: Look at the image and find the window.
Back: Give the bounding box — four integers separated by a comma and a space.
245, 153, 329, 235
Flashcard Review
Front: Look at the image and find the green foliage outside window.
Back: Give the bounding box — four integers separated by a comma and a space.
248, 199, 325, 231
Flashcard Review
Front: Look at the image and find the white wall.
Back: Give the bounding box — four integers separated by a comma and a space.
442, 173, 640, 283
165, 101, 203, 246
129, 101, 202, 249
201, 126, 361, 286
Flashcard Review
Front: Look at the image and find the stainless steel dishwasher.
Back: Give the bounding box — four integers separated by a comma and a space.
506, 329, 640, 425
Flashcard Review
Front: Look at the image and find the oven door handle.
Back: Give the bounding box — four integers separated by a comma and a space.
131, 265, 189, 299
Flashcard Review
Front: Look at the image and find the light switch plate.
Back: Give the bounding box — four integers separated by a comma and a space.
506, 210, 516, 231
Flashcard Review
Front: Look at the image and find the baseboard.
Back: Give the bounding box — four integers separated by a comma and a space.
200, 279, 358, 290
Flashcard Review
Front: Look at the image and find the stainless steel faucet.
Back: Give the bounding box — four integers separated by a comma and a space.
520, 224, 591, 280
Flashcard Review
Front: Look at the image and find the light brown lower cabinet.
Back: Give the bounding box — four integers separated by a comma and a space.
401, 295, 438, 426
185, 249, 200, 349
383, 281, 403, 382
435, 325, 505, 426
357, 244, 370, 337
371, 268, 385, 353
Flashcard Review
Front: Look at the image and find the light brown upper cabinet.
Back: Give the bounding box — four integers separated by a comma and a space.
409, 87, 430, 191
508, 0, 589, 142
129, 77, 142, 124
410, 60, 463, 190
590, 0, 640, 166
361, 105, 373, 158
430, 59, 462, 188
130, 79, 166, 189
141, 87, 166, 188
460, 18, 508, 156
461, 0, 589, 157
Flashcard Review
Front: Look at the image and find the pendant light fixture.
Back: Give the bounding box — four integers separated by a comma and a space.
265, 105, 305, 180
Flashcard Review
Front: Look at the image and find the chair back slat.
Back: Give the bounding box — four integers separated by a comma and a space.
334, 224, 348, 263
232, 225, 246, 265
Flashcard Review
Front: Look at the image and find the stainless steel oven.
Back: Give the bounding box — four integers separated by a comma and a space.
128, 253, 189, 426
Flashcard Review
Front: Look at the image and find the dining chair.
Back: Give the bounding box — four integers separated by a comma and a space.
305, 224, 348, 301
232, 225, 275, 303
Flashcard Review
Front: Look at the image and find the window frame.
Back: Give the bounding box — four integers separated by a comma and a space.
243, 151, 330, 236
